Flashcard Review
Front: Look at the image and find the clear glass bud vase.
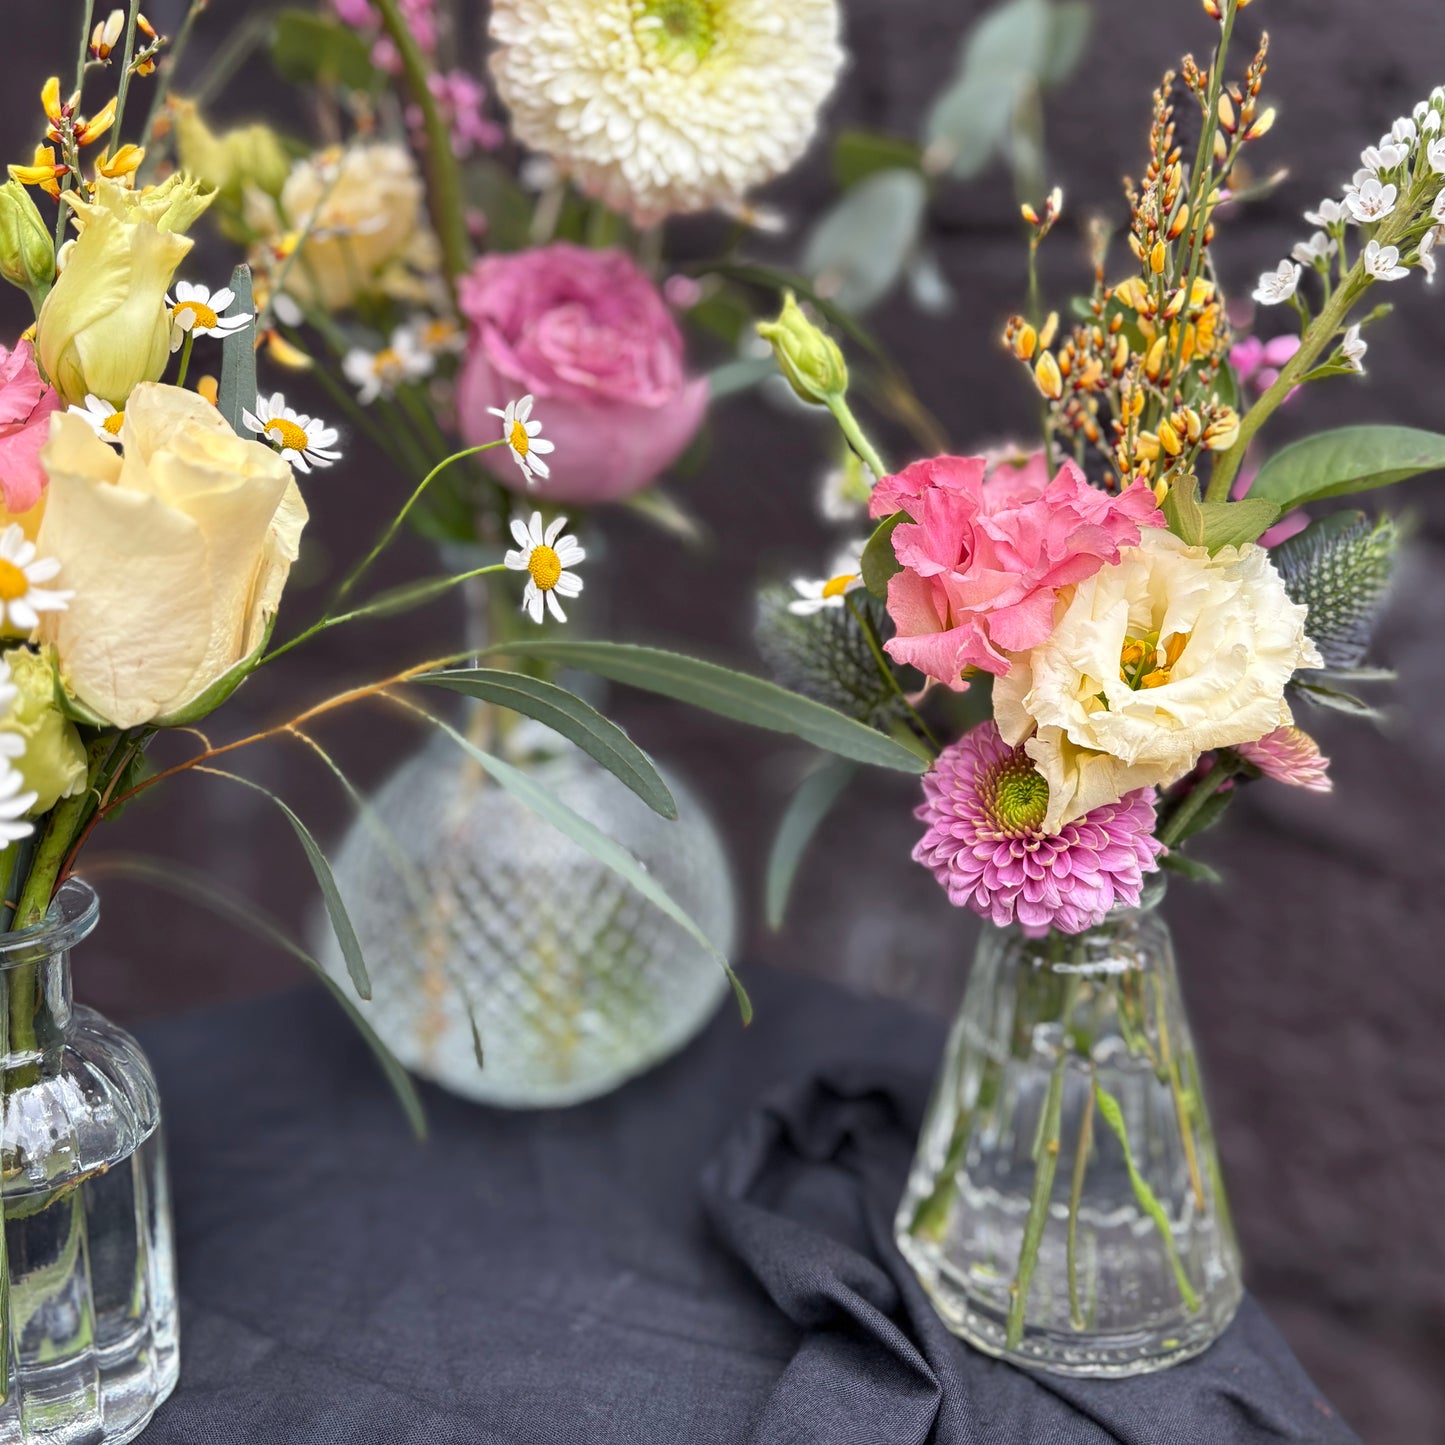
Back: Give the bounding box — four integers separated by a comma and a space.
0, 880, 178, 1441
895, 886, 1242, 1377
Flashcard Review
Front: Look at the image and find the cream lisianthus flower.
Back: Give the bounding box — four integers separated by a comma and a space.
36, 383, 308, 729
995, 528, 1322, 831
246, 143, 436, 313
489, 0, 845, 224
36, 175, 213, 407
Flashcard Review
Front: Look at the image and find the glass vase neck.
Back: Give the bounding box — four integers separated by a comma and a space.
0, 878, 95, 1076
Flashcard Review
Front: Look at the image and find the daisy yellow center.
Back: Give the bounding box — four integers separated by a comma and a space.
0, 561, 28, 603
265, 417, 309, 452
102, 409, 124, 436
528, 545, 563, 591
509, 420, 531, 457
990, 755, 1050, 835
1119, 630, 1188, 691
633, 0, 719, 61
174, 300, 219, 330
822, 572, 857, 599
374, 348, 402, 378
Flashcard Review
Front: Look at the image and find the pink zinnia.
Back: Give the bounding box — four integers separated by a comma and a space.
1235, 727, 1332, 792
913, 721, 1164, 937
871, 454, 1162, 691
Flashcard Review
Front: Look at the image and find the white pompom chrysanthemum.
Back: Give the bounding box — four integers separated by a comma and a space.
488, 0, 846, 225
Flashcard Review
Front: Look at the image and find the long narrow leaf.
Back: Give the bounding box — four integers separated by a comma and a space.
415, 669, 677, 819
766, 760, 856, 930
203, 768, 371, 1001
480, 641, 928, 775
411, 707, 752, 1025
86, 854, 426, 1138
216, 264, 256, 435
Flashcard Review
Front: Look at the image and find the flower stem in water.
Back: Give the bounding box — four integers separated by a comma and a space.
1066, 1071, 1095, 1331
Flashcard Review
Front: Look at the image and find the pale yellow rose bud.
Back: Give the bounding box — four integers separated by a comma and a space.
37, 384, 308, 728
1, 645, 85, 813
757, 290, 849, 405
174, 99, 290, 202
0, 180, 57, 309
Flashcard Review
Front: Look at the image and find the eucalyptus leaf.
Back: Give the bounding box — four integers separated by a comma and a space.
622, 488, 707, 544
802, 168, 929, 313
1291, 679, 1387, 722
1042, 1, 1093, 86
966, 0, 1054, 77
1246, 426, 1445, 508
833, 130, 925, 189
480, 641, 928, 775
907, 249, 955, 316
925, 71, 1017, 178
415, 669, 678, 819
216, 264, 256, 437
862, 511, 907, 601
765, 760, 857, 930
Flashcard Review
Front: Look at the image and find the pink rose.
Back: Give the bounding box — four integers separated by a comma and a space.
871, 453, 1163, 690
456, 244, 708, 504
0, 340, 61, 515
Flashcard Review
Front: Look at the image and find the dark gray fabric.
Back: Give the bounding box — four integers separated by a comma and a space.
136, 967, 1359, 1444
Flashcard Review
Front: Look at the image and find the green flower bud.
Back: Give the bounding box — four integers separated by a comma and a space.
757, 291, 848, 405
3, 647, 86, 815
0, 181, 56, 310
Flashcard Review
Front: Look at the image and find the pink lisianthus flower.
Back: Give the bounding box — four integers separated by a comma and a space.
914, 721, 1164, 936
1235, 727, 1332, 792
409, 72, 503, 157
0, 340, 61, 516
870, 453, 1163, 690
1231, 334, 1301, 397
456, 244, 708, 504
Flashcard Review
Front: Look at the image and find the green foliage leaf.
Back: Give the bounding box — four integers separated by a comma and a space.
271, 9, 377, 91
92, 855, 425, 1138
1247, 426, 1445, 508
1042, 1, 1093, 85
1159, 852, 1223, 885
925, 72, 1017, 179
1291, 679, 1387, 722
415, 669, 678, 819
481, 641, 928, 775
216, 264, 256, 437
766, 760, 857, 930
832, 130, 926, 189
802, 168, 929, 314
622, 488, 707, 545
1162, 476, 1279, 553
412, 708, 751, 1025
862, 511, 907, 601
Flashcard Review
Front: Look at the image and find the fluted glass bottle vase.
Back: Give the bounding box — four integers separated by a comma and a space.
321, 723, 737, 1108
0, 880, 178, 1441
895, 888, 1241, 1377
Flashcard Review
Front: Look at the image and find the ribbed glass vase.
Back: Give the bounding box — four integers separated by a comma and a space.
0, 880, 178, 1441
895, 885, 1242, 1376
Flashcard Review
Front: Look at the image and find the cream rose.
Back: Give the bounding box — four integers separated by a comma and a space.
36, 384, 308, 729
246, 143, 436, 313
995, 528, 1322, 831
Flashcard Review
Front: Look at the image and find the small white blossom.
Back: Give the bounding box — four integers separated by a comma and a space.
1430, 137, 1445, 174
1420, 230, 1439, 284
1360, 143, 1407, 174
0, 524, 71, 633
1362, 239, 1410, 282
1424, 111, 1442, 137
1391, 117, 1418, 146
1304, 198, 1345, 228
489, 395, 554, 486
788, 546, 866, 617
1291, 231, 1336, 266
242, 392, 342, 473
68, 394, 123, 445
1339, 324, 1368, 373
503, 512, 585, 625
1253, 260, 1302, 306
1433, 190, 1445, 223
1345, 176, 1399, 224
168, 281, 253, 351
341, 326, 434, 405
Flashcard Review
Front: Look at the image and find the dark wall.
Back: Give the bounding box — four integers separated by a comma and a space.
8, 3, 1445, 1440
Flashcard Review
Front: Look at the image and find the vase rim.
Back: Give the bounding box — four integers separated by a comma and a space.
0, 877, 98, 969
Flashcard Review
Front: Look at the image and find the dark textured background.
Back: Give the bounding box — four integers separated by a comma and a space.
9, 3, 1445, 1441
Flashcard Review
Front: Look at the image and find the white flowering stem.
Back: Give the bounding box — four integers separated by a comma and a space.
824, 396, 887, 482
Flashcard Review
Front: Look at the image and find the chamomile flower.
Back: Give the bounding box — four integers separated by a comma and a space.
0, 524, 71, 633
69, 394, 124, 445
341, 326, 434, 404
168, 280, 253, 351
788, 547, 865, 616
1362, 239, 1410, 282
242, 392, 342, 474
0, 760, 37, 846
504, 511, 584, 624
490, 395, 554, 485
1252, 260, 1302, 306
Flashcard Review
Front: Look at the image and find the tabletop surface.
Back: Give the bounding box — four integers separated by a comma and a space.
135, 965, 1361, 1445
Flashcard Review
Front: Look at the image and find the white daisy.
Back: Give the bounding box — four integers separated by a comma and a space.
1362, 239, 1410, 282
0, 760, 36, 846
1344, 176, 1398, 225
69, 394, 124, 445
341, 326, 434, 405
242, 392, 342, 474
0, 525, 71, 633
504, 512, 585, 624
788, 546, 865, 616
1339, 324, 1368, 373
489, 395, 554, 485
488, 0, 845, 224
1252, 260, 1302, 306
1291, 231, 1336, 266
168, 280, 253, 351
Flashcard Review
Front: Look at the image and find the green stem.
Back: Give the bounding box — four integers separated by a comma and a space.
1005, 973, 1081, 1350
825, 395, 887, 481
372, 0, 471, 293
1158, 757, 1229, 849
140, 0, 206, 152
845, 594, 940, 755
1065, 1070, 1095, 1330
174, 328, 195, 389
108, 0, 143, 146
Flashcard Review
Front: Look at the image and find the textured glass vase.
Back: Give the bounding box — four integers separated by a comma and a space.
320, 726, 736, 1108
895, 886, 1242, 1377
0, 880, 178, 1442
